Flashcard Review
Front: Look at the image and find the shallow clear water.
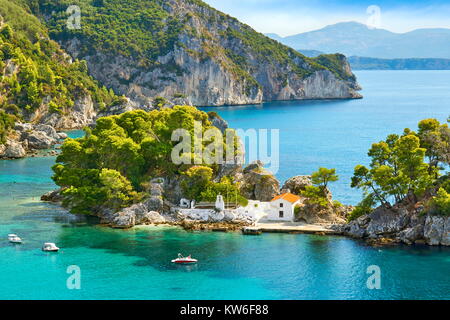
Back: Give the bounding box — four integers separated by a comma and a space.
0, 71, 449, 300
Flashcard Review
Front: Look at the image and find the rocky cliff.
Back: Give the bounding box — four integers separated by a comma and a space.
0, 1, 132, 158
35, 0, 362, 107
334, 204, 450, 246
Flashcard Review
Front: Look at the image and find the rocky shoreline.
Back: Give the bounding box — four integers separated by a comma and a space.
41, 185, 450, 247
332, 203, 450, 246
0, 123, 67, 159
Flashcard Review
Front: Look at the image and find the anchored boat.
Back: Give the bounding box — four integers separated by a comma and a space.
171, 253, 198, 264
8, 234, 22, 244
42, 243, 59, 252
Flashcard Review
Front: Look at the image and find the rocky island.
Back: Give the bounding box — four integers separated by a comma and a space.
39, 111, 450, 247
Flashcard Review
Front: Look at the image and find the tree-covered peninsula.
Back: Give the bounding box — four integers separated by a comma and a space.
340, 118, 450, 245
0, 0, 125, 158
51, 107, 246, 215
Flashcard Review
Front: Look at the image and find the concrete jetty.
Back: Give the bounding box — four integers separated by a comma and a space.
253, 221, 339, 235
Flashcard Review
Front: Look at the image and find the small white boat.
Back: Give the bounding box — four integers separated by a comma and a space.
171, 253, 198, 264
8, 234, 22, 244
42, 242, 59, 252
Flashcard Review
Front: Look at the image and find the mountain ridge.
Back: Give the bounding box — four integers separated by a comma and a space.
267, 21, 450, 59
30, 0, 361, 107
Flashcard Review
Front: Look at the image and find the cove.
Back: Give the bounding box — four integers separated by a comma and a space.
0, 71, 449, 300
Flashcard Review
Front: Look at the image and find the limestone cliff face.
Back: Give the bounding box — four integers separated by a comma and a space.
27, 94, 96, 130
336, 205, 450, 246
45, 0, 362, 107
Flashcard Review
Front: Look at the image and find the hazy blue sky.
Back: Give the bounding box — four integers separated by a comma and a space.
203, 0, 450, 36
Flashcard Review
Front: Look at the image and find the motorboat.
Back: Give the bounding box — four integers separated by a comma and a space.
42, 242, 60, 252
171, 253, 198, 264
8, 234, 22, 244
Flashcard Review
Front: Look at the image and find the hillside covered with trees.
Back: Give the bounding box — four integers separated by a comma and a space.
51, 107, 246, 215
26, 0, 361, 106
0, 0, 123, 138
350, 118, 450, 219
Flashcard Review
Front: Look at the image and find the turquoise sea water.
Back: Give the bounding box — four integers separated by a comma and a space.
201, 70, 450, 205
0, 71, 449, 300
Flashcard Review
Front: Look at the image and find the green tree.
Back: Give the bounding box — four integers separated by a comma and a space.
181, 166, 213, 201
99, 169, 139, 210
429, 188, 450, 216
301, 167, 339, 208
311, 167, 339, 193
417, 118, 450, 172
0, 110, 15, 144
352, 128, 435, 209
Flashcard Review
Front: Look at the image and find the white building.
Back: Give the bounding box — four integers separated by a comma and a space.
266, 193, 301, 222
215, 194, 225, 211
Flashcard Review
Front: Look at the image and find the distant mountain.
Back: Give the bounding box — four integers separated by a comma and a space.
267, 22, 450, 59
294, 49, 450, 70
298, 50, 324, 58
348, 57, 450, 70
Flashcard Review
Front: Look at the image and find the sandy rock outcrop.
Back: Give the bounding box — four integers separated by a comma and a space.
281, 175, 312, 194
1, 140, 26, 158
240, 161, 280, 201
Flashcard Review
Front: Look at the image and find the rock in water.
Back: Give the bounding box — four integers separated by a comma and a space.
109, 203, 166, 228
424, 216, 446, 245
22, 131, 55, 149
3, 140, 26, 158
338, 205, 450, 246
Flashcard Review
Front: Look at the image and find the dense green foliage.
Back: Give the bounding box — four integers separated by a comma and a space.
429, 188, 450, 216
0, 0, 118, 124
301, 167, 339, 207
181, 166, 247, 206
313, 54, 357, 82
36, 0, 185, 62
29, 0, 353, 94
181, 166, 214, 201
0, 110, 15, 143
53, 107, 244, 214
351, 118, 450, 215
0, 0, 46, 40
416, 118, 450, 174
